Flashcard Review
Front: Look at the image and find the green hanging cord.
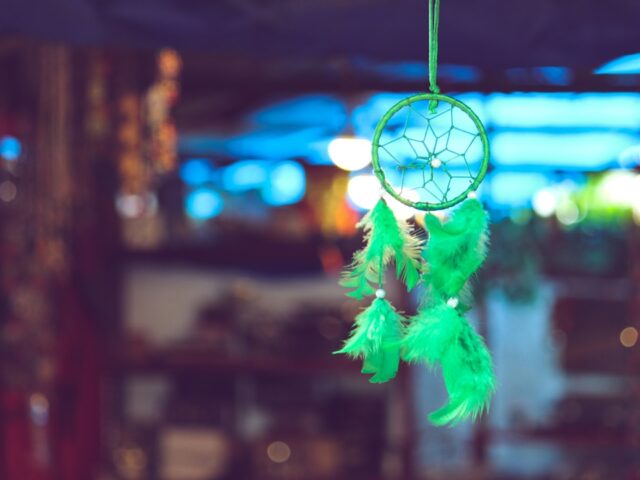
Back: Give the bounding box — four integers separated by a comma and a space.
428, 0, 441, 111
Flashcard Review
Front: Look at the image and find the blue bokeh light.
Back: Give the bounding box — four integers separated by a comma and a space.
179, 91, 640, 175
185, 188, 223, 220
535, 67, 573, 86
180, 158, 214, 185
439, 65, 481, 83
492, 132, 637, 170
222, 160, 268, 192
352, 92, 487, 139
595, 53, 640, 75
488, 172, 551, 207
252, 95, 347, 131
261, 161, 306, 206
180, 127, 330, 164
486, 93, 640, 129
353, 60, 480, 83
505, 67, 573, 86
0, 136, 21, 161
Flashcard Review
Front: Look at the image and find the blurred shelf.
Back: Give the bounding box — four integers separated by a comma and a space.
549, 276, 634, 300
488, 428, 640, 449
119, 230, 361, 275
113, 348, 367, 378
121, 241, 323, 274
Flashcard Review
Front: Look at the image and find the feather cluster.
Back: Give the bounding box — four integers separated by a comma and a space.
404, 199, 495, 426
336, 198, 421, 383
422, 199, 489, 302
403, 301, 494, 426
340, 198, 422, 300
335, 298, 405, 383
337, 197, 495, 427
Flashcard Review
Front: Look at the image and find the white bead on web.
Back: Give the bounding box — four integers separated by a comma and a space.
375, 289, 386, 299
447, 297, 459, 309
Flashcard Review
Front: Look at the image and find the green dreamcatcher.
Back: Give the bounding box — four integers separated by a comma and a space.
336, 0, 495, 426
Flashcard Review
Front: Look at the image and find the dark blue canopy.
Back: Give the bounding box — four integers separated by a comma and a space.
0, 0, 638, 67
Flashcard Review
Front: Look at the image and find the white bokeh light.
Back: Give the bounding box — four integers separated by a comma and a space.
347, 174, 380, 210
328, 137, 372, 171
532, 188, 558, 218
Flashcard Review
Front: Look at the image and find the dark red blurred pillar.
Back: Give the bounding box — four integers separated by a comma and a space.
52, 285, 102, 480
1, 391, 30, 479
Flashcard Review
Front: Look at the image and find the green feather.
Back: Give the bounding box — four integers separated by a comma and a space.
429, 321, 495, 426
335, 298, 404, 383
402, 302, 495, 426
340, 198, 422, 300
402, 302, 460, 364
423, 199, 489, 299
404, 199, 495, 426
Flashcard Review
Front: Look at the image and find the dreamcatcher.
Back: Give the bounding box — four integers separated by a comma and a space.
336, 0, 494, 426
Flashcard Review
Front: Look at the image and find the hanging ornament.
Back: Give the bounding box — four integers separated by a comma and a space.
336, 0, 494, 426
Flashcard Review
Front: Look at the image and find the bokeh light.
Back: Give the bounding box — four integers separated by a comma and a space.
555, 199, 581, 226
223, 160, 268, 192
620, 327, 638, 348
266, 441, 291, 463
347, 174, 380, 211
180, 158, 215, 186
532, 189, 557, 217
385, 191, 419, 220
29, 392, 49, 426
0, 180, 17, 202
261, 160, 306, 206
185, 188, 223, 220
328, 137, 372, 171
115, 193, 158, 219
0, 136, 21, 161
597, 170, 640, 207
596, 53, 640, 75
490, 172, 549, 208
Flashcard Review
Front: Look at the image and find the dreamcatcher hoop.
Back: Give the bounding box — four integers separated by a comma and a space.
371, 93, 490, 211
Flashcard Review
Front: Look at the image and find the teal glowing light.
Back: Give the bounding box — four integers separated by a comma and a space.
536, 67, 573, 86
488, 172, 550, 207
353, 60, 480, 83
180, 127, 329, 164
0, 136, 21, 161
185, 188, 223, 220
252, 95, 347, 130
505, 67, 573, 86
261, 161, 306, 206
486, 93, 640, 129
492, 132, 638, 170
180, 158, 214, 185
353, 92, 486, 139
595, 53, 640, 75
222, 160, 268, 192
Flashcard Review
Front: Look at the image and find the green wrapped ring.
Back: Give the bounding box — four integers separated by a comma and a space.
372, 93, 490, 211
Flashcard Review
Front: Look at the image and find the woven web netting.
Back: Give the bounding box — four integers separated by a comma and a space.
374, 97, 485, 208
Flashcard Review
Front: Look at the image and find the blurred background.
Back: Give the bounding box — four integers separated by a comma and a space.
2, 1, 640, 479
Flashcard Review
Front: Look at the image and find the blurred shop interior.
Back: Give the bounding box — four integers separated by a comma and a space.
2, 1, 640, 479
